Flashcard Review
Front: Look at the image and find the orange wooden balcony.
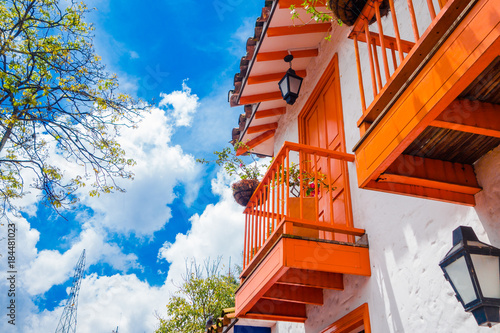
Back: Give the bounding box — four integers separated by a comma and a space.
235, 142, 371, 322
351, 0, 500, 205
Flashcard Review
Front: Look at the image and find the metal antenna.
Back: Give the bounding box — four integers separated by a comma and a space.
55, 250, 86, 333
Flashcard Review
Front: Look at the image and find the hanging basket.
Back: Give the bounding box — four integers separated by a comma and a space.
328, 0, 390, 26
232, 179, 260, 207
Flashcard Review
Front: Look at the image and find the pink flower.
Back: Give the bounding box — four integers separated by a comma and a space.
309, 183, 315, 188
239, 163, 243, 167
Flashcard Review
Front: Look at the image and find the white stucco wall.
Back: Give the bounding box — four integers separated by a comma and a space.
271, 0, 500, 332
272, 321, 305, 333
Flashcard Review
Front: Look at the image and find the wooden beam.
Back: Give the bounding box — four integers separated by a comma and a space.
286, 217, 366, 236
239, 91, 282, 105
431, 99, 500, 138
257, 49, 318, 62
248, 70, 307, 85
378, 173, 481, 195
354, 31, 415, 54
255, 107, 286, 119
236, 130, 275, 155
247, 122, 278, 134
382, 154, 480, 191
431, 121, 500, 138
246, 299, 307, 322
277, 269, 344, 290
262, 284, 323, 305
267, 23, 331, 37
366, 179, 476, 206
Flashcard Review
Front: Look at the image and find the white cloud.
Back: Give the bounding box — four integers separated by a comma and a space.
80, 106, 201, 235
158, 170, 245, 284
159, 80, 200, 127
11, 273, 170, 333
19, 222, 139, 296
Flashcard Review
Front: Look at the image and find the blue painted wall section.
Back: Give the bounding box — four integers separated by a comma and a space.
234, 325, 271, 333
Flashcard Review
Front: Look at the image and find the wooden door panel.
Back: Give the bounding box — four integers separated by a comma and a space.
299, 56, 354, 236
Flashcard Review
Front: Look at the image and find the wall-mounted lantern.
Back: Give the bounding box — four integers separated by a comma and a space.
439, 226, 500, 327
278, 55, 303, 105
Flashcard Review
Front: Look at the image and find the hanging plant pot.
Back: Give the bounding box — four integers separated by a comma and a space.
328, 0, 390, 26
232, 179, 260, 207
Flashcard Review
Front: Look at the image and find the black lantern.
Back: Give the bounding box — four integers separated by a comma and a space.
439, 226, 500, 327
278, 55, 303, 105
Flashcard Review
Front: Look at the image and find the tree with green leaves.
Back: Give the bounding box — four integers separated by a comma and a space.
0, 0, 145, 217
155, 259, 240, 333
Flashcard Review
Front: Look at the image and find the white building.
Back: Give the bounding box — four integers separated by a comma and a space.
228, 0, 500, 332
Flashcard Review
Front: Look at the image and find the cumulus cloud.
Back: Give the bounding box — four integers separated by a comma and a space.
158, 171, 245, 284
80, 106, 201, 235
9, 273, 169, 333
159, 80, 200, 127
19, 222, 139, 296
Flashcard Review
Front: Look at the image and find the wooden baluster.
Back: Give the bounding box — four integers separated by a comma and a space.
286, 149, 290, 219
299, 150, 303, 219
371, 38, 383, 91
407, 0, 420, 42
271, 167, 276, 234
252, 205, 257, 261
365, 22, 378, 98
375, 1, 390, 81
353, 34, 367, 112
389, 0, 404, 62
390, 42, 398, 70
426, 0, 436, 20
244, 213, 248, 268
314, 153, 319, 221
327, 157, 334, 225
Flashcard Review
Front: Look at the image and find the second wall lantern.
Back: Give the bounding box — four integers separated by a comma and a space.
278, 55, 303, 105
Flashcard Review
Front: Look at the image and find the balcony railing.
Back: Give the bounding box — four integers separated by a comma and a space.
241, 142, 360, 271
350, 0, 476, 132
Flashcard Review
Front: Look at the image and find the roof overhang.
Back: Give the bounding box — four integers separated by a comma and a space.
230, 0, 332, 156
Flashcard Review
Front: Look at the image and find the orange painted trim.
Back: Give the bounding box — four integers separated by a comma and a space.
267, 23, 331, 37
431, 120, 500, 138
282, 237, 371, 277
354, 0, 500, 205
354, 30, 414, 53
239, 91, 282, 105
431, 99, 500, 138
285, 217, 365, 236
321, 303, 371, 333
239, 312, 306, 323
248, 70, 307, 85
297, 53, 355, 232
236, 130, 275, 156
247, 122, 279, 134
378, 173, 481, 195
278, 269, 344, 290
257, 49, 319, 62
355, 0, 482, 127
255, 107, 286, 119
365, 180, 476, 206
263, 284, 324, 305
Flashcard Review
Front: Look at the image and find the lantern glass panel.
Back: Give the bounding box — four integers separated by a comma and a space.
289, 75, 301, 95
445, 256, 478, 305
471, 254, 500, 298
279, 77, 289, 98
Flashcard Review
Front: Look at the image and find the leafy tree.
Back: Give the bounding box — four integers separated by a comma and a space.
0, 0, 145, 217
156, 259, 240, 333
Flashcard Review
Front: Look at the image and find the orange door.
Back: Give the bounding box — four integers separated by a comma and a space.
300, 56, 353, 241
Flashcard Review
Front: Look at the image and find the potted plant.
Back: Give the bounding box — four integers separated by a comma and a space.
197, 143, 264, 207
290, 0, 389, 28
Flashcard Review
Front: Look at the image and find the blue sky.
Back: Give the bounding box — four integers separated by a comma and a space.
0, 0, 264, 332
